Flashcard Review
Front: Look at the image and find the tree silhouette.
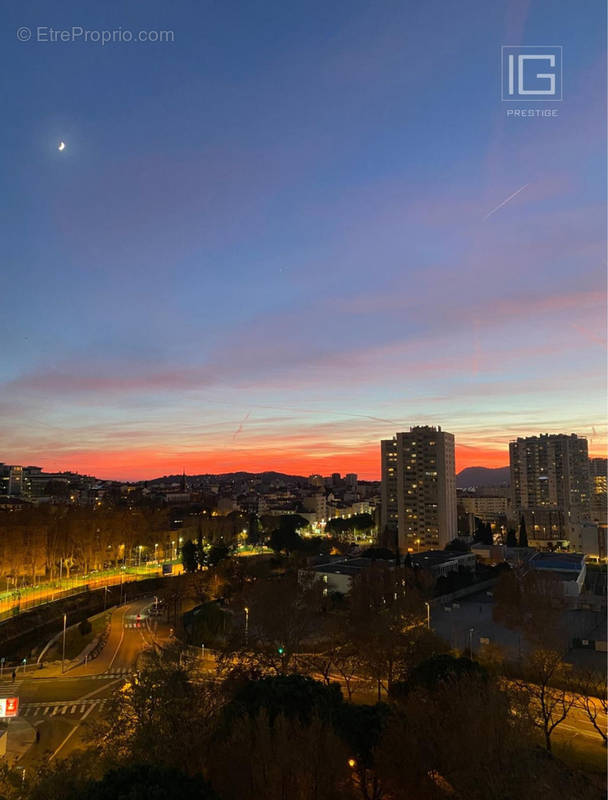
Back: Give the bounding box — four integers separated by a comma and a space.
518, 515, 528, 548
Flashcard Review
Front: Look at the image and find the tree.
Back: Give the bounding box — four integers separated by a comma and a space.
267, 514, 310, 554
218, 573, 323, 675
519, 515, 528, 547
403, 653, 487, 694
206, 544, 230, 567
269, 526, 303, 555
337, 703, 389, 800
506, 528, 518, 547
326, 514, 374, 540
474, 521, 493, 545
573, 668, 608, 746
512, 648, 576, 752
208, 711, 353, 800
95, 646, 221, 773
181, 540, 198, 573
348, 564, 427, 699
376, 668, 599, 800
493, 567, 566, 650
77, 765, 217, 800
247, 513, 260, 546
223, 674, 344, 727
331, 643, 365, 703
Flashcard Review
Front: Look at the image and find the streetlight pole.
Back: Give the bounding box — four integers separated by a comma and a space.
468, 628, 474, 659
244, 606, 249, 646
424, 601, 431, 631
61, 613, 67, 673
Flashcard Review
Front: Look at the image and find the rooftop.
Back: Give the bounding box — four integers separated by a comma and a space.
410, 550, 473, 568
530, 552, 585, 572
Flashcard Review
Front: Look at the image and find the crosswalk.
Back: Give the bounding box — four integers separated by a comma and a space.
0, 670, 130, 683
105, 666, 131, 676
0, 679, 24, 689
22, 698, 110, 717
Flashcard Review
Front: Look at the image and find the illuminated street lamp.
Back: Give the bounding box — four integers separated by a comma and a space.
137, 545, 143, 567
424, 601, 431, 631
154, 543, 158, 562
244, 606, 249, 646
172, 540, 176, 560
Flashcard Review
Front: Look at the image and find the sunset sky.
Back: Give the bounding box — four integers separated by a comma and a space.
2, 0, 606, 481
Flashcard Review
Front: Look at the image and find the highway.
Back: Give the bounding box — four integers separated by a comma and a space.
1, 597, 169, 769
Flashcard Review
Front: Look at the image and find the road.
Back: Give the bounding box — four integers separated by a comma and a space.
0, 565, 178, 619
1, 597, 170, 769
4, 600, 603, 770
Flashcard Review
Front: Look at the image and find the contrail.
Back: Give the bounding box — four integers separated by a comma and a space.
483, 183, 529, 220
233, 410, 251, 440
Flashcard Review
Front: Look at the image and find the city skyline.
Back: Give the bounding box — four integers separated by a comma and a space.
2, 0, 606, 481
0, 425, 601, 483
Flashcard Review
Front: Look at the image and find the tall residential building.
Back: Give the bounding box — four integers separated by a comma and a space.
509, 433, 591, 548
589, 457, 607, 525
381, 426, 457, 552
380, 438, 399, 543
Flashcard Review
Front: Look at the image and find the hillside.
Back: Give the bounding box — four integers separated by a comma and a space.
456, 466, 510, 488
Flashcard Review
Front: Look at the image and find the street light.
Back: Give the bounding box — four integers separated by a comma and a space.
172, 540, 176, 560
154, 543, 158, 563
137, 545, 143, 567
468, 628, 474, 659
244, 606, 249, 646
424, 601, 431, 631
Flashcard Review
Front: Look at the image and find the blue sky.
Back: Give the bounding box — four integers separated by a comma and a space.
1, 0, 605, 478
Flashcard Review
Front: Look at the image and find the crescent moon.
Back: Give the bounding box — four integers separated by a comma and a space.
58, 141, 66, 151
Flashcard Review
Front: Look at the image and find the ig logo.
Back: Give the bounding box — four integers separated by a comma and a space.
502, 46, 562, 101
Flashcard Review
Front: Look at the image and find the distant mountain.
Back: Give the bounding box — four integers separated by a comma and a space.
456, 466, 510, 488
145, 471, 307, 485
144, 470, 380, 486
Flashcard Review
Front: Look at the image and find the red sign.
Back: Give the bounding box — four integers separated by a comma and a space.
0, 697, 19, 718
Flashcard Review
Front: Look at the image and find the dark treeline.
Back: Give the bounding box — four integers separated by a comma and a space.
1, 646, 601, 800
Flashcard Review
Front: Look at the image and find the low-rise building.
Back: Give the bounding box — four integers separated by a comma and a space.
459, 495, 509, 521
528, 551, 587, 597
410, 550, 476, 577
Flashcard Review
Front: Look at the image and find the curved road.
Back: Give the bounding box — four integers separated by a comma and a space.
6, 597, 169, 770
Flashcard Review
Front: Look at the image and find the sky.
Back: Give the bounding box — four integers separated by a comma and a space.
1, 0, 606, 480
